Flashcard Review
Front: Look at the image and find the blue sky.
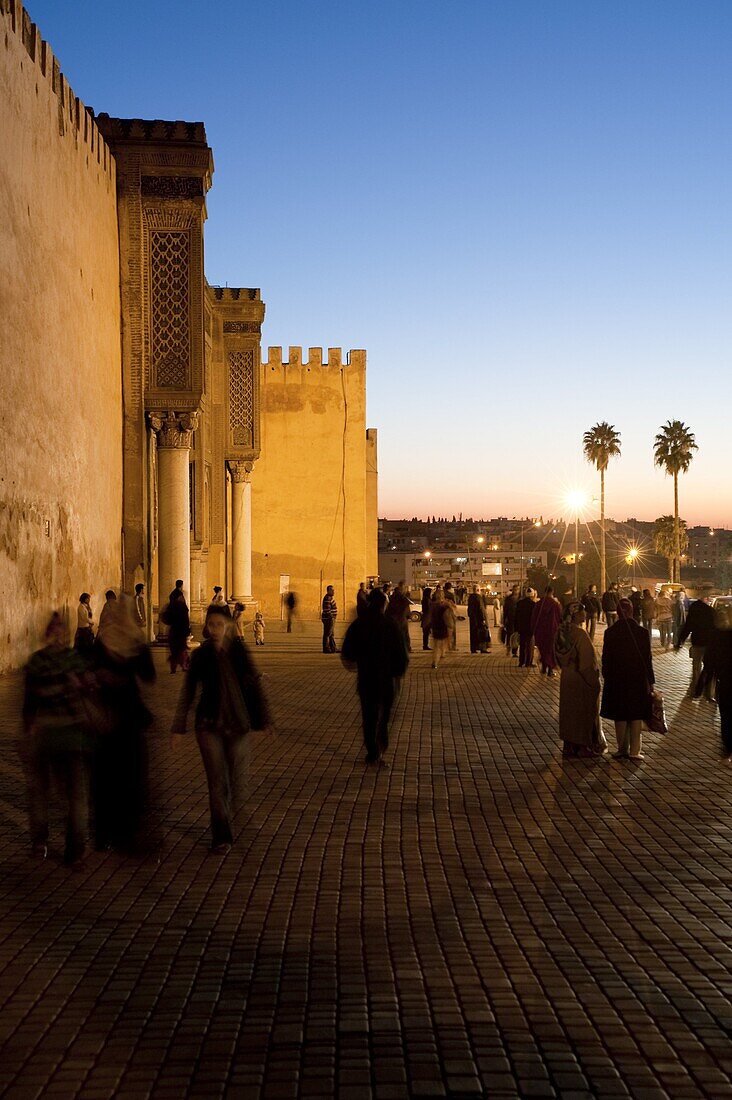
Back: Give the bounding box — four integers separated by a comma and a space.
28, 0, 732, 524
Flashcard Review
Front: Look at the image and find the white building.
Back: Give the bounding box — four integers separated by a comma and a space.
378, 545, 548, 594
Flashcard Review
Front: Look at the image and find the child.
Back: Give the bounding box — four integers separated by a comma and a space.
253, 611, 265, 646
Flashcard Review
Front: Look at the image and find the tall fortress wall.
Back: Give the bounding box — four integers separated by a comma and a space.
0, 0, 123, 670
252, 347, 372, 617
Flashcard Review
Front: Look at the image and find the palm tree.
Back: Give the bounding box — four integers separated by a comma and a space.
653, 514, 689, 581
583, 422, 621, 593
653, 421, 697, 582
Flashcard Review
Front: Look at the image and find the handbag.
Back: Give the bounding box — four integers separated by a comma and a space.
645, 688, 668, 735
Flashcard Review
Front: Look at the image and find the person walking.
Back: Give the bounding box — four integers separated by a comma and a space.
211, 586, 227, 607
554, 605, 606, 757
655, 588, 673, 650
386, 580, 412, 653
92, 597, 156, 853
341, 588, 409, 767
253, 611, 265, 646
467, 585, 488, 654
22, 613, 92, 866
530, 587, 562, 676
284, 590, 297, 632
676, 595, 715, 699
74, 592, 95, 656
640, 588, 656, 639
134, 583, 146, 633
164, 586, 190, 673
321, 585, 338, 653
429, 593, 455, 669
232, 602, 246, 637
601, 598, 654, 762
581, 584, 602, 641
672, 589, 687, 648
172, 604, 273, 853
515, 587, 537, 667
420, 585, 432, 651
503, 585, 520, 656
98, 590, 117, 632
629, 586, 643, 622
701, 605, 732, 759
443, 582, 458, 650
601, 583, 620, 627
356, 582, 369, 618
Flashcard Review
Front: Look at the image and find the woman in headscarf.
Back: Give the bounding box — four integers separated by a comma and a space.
530, 586, 563, 676
92, 595, 156, 852
600, 597, 654, 762
165, 587, 191, 673
554, 604, 606, 757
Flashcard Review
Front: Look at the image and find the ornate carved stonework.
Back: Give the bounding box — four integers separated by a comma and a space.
223, 321, 260, 334
141, 175, 203, 200
228, 460, 254, 483
228, 349, 255, 448
149, 230, 190, 389
148, 410, 199, 448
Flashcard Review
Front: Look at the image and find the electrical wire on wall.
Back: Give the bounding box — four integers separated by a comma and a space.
318, 365, 349, 617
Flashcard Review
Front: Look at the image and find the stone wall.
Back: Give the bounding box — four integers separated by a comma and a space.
251, 348, 372, 620
0, 1, 122, 669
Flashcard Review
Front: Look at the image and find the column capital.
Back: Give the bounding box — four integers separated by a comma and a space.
148, 410, 200, 448
228, 460, 254, 483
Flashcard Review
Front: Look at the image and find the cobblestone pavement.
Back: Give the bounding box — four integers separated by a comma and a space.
0, 621, 730, 1099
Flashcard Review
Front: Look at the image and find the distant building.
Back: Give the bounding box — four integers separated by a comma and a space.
378, 545, 548, 594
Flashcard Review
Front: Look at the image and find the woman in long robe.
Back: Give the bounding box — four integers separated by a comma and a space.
530, 587, 562, 675
554, 607, 606, 757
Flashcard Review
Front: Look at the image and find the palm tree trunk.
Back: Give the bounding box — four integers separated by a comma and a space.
600, 468, 606, 593
673, 472, 680, 583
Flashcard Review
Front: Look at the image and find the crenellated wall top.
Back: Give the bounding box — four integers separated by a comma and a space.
264, 348, 366, 371
1, 0, 115, 178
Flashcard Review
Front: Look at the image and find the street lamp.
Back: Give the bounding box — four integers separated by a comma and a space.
564, 491, 588, 597
520, 519, 543, 587
625, 545, 639, 586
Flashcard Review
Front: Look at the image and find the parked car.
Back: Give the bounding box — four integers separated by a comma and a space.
408, 599, 422, 623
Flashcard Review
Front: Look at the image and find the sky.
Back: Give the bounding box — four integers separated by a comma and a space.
27, 0, 732, 526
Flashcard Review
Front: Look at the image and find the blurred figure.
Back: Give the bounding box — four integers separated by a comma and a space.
655, 588, 673, 649
676, 595, 715, 699
74, 592, 95, 656
134, 583, 146, 633
581, 584, 602, 641
467, 585, 489, 654
602, 582, 620, 626
253, 610, 265, 646
672, 589, 687, 647
386, 580, 412, 653
98, 589, 117, 632
640, 588, 656, 638
232, 602, 246, 637
165, 586, 190, 673
420, 585, 432, 651
429, 592, 455, 669
443, 582, 458, 650
515, 587, 537, 667
629, 586, 643, 622
702, 605, 732, 759
284, 590, 297, 632
601, 598, 654, 761
172, 604, 273, 853
321, 585, 338, 653
341, 588, 409, 767
555, 605, 606, 758
503, 585, 520, 656
211, 585, 227, 607
531, 587, 562, 676
92, 597, 156, 853
356, 582, 369, 618
22, 612, 91, 865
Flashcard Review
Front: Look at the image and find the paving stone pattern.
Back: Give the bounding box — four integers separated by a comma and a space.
0, 622, 730, 1099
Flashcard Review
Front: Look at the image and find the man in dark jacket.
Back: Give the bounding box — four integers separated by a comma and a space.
601, 583, 620, 627
386, 580, 412, 652
503, 585, 520, 656
466, 586, 490, 653
515, 588, 537, 667
341, 589, 409, 767
420, 586, 432, 650
582, 584, 603, 641
676, 596, 715, 699
600, 598, 654, 760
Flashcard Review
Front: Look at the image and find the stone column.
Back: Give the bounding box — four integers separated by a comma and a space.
228, 460, 255, 606
150, 412, 199, 610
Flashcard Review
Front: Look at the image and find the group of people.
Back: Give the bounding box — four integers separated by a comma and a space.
25, 586, 275, 865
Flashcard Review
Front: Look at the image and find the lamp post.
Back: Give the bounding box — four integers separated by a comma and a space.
565, 492, 587, 599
